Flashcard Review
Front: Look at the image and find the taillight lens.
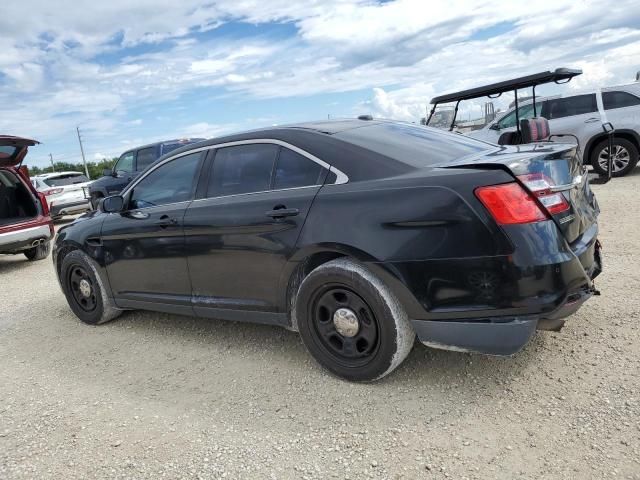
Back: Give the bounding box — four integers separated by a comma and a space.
37, 192, 50, 216
43, 188, 63, 196
517, 173, 570, 215
475, 182, 548, 224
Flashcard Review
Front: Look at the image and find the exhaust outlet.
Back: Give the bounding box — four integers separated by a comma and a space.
31, 238, 45, 247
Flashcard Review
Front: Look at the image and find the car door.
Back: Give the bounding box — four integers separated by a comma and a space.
600, 89, 640, 130
101, 151, 205, 313
183, 142, 328, 320
542, 93, 602, 154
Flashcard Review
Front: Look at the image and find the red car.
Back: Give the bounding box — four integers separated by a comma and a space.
0, 136, 54, 261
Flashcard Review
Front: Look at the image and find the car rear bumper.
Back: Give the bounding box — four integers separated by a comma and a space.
50, 200, 90, 217
410, 285, 594, 355
0, 224, 52, 254
375, 221, 602, 356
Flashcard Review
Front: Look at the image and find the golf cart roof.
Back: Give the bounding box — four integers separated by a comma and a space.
430, 68, 582, 105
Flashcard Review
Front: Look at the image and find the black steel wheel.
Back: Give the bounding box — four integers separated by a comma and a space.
296, 258, 415, 382
60, 250, 122, 325
310, 285, 380, 367
68, 264, 98, 312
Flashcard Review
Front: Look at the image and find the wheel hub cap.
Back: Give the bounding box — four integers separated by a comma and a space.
79, 279, 92, 298
333, 308, 359, 337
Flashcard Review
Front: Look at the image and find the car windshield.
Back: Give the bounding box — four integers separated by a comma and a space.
43, 173, 89, 187
337, 122, 492, 166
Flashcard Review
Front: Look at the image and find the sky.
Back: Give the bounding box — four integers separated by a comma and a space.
2, 0, 640, 169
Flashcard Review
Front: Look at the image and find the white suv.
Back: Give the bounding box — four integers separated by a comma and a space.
469, 82, 640, 177
31, 171, 92, 220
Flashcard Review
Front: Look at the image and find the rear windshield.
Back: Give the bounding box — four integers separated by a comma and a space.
43, 173, 89, 187
0, 146, 19, 159
336, 122, 491, 166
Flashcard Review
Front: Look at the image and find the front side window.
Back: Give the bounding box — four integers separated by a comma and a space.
129, 152, 202, 209
603, 91, 640, 110
136, 147, 156, 172
544, 94, 597, 119
496, 102, 543, 129
115, 152, 134, 174
273, 148, 325, 190
208, 144, 278, 197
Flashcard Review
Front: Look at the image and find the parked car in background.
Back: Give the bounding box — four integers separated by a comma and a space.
0, 136, 53, 261
88, 138, 204, 208
468, 82, 640, 176
54, 119, 601, 381
31, 171, 91, 220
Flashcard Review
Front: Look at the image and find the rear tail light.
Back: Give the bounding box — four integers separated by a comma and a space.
517, 173, 570, 215
475, 182, 548, 224
37, 192, 50, 216
43, 188, 63, 196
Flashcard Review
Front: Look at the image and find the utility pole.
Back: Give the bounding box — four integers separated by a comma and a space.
76, 126, 90, 178
49, 153, 55, 172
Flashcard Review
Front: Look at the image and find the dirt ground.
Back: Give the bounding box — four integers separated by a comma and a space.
1, 170, 639, 480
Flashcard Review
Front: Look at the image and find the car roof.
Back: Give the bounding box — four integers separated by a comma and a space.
121, 138, 205, 154
159, 119, 492, 182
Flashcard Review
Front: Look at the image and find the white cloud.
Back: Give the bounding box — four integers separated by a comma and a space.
3, 0, 640, 168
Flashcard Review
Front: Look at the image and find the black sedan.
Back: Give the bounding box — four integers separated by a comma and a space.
53, 119, 602, 381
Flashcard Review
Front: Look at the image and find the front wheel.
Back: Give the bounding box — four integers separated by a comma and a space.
591, 138, 639, 177
295, 258, 415, 382
60, 250, 121, 325
24, 241, 50, 261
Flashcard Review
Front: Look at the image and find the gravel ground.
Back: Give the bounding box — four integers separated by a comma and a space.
1, 171, 639, 480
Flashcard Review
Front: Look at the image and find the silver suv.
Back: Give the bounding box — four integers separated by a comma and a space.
469, 82, 640, 177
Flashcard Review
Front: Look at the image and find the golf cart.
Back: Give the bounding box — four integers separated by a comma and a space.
426, 68, 615, 183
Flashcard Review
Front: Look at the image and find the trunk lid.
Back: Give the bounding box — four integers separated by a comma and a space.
445, 143, 599, 245
0, 136, 40, 167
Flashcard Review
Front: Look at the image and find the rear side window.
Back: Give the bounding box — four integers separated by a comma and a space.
136, 147, 156, 171
603, 91, 640, 110
273, 148, 325, 190
336, 123, 489, 166
544, 94, 597, 119
43, 173, 89, 187
208, 144, 278, 197
129, 152, 202, 209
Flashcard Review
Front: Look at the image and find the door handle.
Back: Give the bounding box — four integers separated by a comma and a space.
265, 207, 299, 219
155, 215, 178, 227
584, 117, 600, 123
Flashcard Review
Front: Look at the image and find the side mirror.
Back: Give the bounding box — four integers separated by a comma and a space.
489, 123, 501, 131
101, 195, 124, 213
103, 168, 114, 177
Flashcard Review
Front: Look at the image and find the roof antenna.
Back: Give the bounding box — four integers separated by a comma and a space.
358, 115, 373, 121
636, 71, 640, 82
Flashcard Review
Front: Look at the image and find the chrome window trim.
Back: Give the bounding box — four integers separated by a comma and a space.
120, 138, 349, 198
189, 184, 322, 204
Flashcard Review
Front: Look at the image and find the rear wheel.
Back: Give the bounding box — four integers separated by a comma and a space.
60, 250, 121, 325
295, 258, 415, 382
23, 241, 50, 261
591, 138, 639, 177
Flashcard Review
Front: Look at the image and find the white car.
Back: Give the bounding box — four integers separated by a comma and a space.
468, 82, 640, 177
31, 171, 92, 220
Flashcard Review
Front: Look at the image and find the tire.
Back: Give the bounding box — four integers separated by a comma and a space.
295, 258, 415, 382
591, 137, 639, 177
60, 250, 122, 325
23, 241, 51, 261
